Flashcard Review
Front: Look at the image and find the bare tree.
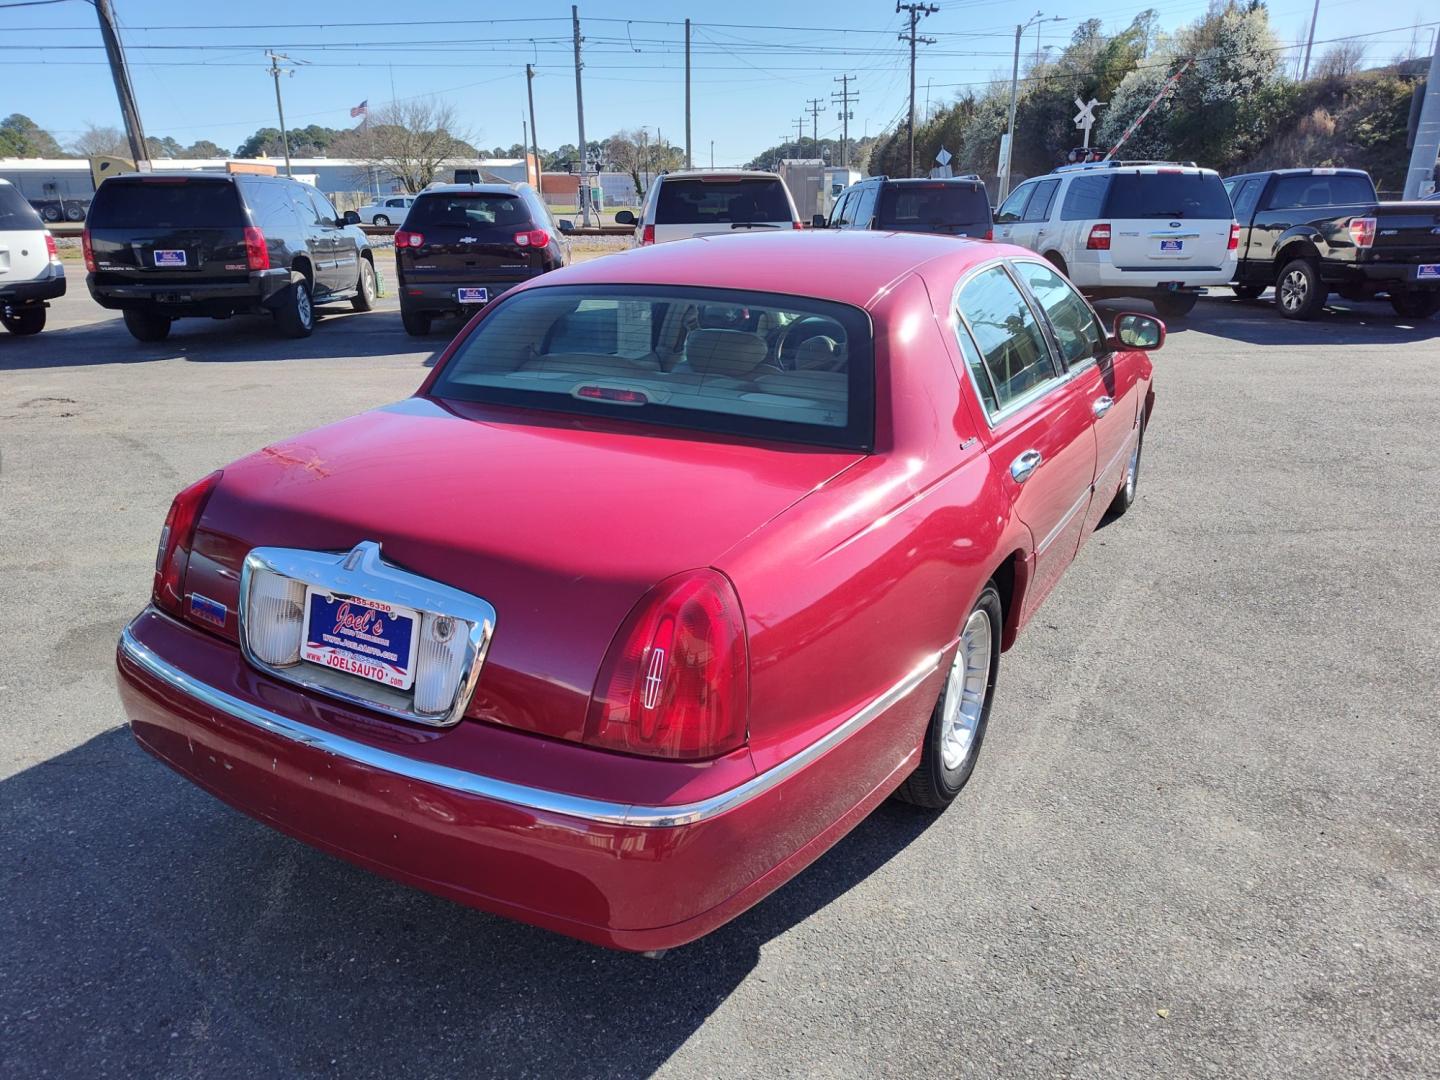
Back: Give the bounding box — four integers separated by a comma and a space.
1312, 40, 1367, 80
71, 125, 130, 159
330, 99, 477, 193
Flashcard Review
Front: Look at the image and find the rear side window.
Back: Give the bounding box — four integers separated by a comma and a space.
407, 194, 532, 232
89, 178, 242, 229
431, 285, 874, 450
1228, 177, 1264, 221
877, 183, 990, 232
1012, 261, 1105, 367
1265, 173, 1377, 209
956, 266, 1057, 414
655, 179, 793, 226
1101, 172, 1233, 219
1022, 179, 1060, 222
0, 184, 44, 230
1060, 176, 1111, 220
850, 183, 879, 227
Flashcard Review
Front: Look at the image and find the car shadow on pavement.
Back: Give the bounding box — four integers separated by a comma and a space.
1, 727, 940, 1078
1183, 294, 1440, 346
0, 308, 447, 372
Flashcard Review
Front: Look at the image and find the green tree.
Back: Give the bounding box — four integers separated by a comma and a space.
0, 114, 66, 157
182, 140, 226, 158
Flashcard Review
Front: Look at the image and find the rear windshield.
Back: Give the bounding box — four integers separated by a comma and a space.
89, 178, 242, 229
1266, 173, 1377, 209
406, 193, 532, 232
430, 285, 874, 450
0, 184, 44, 230
877, 183, 990, 232
1101, 173, 1233, 219
655, 179, 793, 226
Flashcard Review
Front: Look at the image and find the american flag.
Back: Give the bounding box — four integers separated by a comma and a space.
350, 100, 368, 118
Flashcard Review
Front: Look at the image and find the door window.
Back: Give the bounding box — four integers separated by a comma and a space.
995, 183, 1034, 224
955, 265, 1060, 415
305, 188, 340, 227
1060, 175, 1110, 220
1228, 178, 1263, 221
1021, 179, 1060, 222
850, 184, 879, 227
828, 189, 855, 227
1012, 260, 1106, 368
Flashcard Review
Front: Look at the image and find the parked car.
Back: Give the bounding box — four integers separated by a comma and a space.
817, 175, 993, 239
85, 171, 377, 343
393, 182, 572, 336
115, 231, 1165, 952
1223, 167, 1440, 319
0, 177, 66, 336
356, 195, 415, 226
615, 169, 802, 245
994, 161, 1238, 319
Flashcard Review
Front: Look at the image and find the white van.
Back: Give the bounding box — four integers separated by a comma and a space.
616, 170, 802, 246
0, 178, 66, 335
994, 161, 1238, 319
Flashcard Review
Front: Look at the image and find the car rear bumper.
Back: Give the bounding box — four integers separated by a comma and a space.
0, 266, 66, 306
1349, 260, 1440, 289
1070, 255, 1237, 291
116, 607, 935, 951
397, 277, 537, 314
87, 268, 291, 316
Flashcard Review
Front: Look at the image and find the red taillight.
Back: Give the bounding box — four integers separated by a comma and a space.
1348, 217, 1376, 249
640, 224, 655, 246
45, 232, 60, 265
793, 220, 804, 230
1227, 222, 1241, 251
514, 228, 549, 247
152, 472, 222, 618
394, 229, 424, 248
983, 227, 994, 241
81, 228, 96, 272
1086, 224, 1112, 251
243, 226, 269, 271
585, 569, 749, 760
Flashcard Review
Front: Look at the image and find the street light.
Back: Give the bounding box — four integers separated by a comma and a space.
999, 12, 1063, 201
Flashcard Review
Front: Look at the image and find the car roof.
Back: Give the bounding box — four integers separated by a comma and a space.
657, 170, 784, 182
419, 183, 524, 195
528, 231, 1019, 310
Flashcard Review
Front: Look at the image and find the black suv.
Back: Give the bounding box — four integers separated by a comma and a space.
394, 183, 572, 336
817, 176, 993, 238
85, 171, 377, 342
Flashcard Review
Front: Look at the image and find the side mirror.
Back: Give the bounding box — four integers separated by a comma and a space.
1111, 312, 1165, 351
342, 210, 361, 226
557, 219, 575, 234
614, 210, 637, 227
811, 213, 827, 229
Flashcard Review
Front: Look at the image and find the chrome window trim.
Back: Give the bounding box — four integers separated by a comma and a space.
121, 616, 940, 829
238, 541, 496, 729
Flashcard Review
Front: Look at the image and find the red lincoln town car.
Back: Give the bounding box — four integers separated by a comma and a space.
116, 231, 1163, 952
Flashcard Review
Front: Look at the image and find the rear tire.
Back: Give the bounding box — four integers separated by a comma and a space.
1390, 291, 1440, 320
373, 214, 390, 227
1, 307, 46, 336
351, 257, 377, 312
1276, 259, 1327, 320
401, 305, 432, 337
122, 307, 171, 343
274, 272, 315, 338
1153, 292, 1197, 319
1231, 284, 1264, 300
894, 584, 1002, 809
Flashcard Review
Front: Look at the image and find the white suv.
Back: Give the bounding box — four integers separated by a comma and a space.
0, 178, 66, 336
616, 170, 801, 246
994, 162, 1238, 319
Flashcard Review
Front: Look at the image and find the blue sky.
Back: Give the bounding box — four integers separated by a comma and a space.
4, 0, 1432, 165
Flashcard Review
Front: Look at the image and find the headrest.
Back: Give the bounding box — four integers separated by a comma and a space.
683, 329, 769, 378
795, 336, 841, 371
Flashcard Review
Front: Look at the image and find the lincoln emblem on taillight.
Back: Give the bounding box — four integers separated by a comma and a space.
643, 648, 667, 710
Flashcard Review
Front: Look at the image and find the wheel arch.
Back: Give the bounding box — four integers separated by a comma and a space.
1273, 235, 1322, 278
289, 255, 314, 289
987, 547, 1031, 652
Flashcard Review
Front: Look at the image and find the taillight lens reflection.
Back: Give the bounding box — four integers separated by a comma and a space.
153, 472, 223, 617
1227, 223, 1241, 251
243, 226, 270, 270
640, 224, 655, 246
585, 568, 749, 760
1348, 217, 1376, 249
1086, 224, 1111, 251
394, 230, 424, 248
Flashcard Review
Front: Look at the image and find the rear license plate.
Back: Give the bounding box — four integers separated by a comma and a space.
302, 588, 419, 691
154, 249, 187, 267
457, 287, 489, 304
1159, 239, 1184, 253
1419, 264, 1440, 281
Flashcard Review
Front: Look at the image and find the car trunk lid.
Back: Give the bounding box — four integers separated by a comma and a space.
184, 397, 861, 744
1367, 202, 1440, 263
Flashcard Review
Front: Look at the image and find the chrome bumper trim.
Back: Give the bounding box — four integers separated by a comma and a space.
120, 615, 939, 829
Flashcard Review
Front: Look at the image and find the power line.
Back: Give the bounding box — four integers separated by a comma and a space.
897, 3, 938, 178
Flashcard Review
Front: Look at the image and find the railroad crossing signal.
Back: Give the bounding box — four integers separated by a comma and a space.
1073, 96, 1104, 148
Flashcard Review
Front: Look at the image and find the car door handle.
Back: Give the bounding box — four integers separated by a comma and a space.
1092, 395, 1114, 417
1010, 449, 1043, 483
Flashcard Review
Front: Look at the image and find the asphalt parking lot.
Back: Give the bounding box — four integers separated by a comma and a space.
3, 283, 1438, 1079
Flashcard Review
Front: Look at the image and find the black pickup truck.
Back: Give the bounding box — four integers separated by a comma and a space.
1223, 168, 1440, 320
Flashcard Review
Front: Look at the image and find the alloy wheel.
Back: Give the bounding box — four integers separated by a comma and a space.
1280, 270, 1307, 313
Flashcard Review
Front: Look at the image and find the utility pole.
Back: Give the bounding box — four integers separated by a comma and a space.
806, 98, 823, 156
1404, 38, 1440, 198
1300, 0, 1320, 80
94, 0, 149, 166
1000, 12, 1058, 200
795, 116, 805, 152
526, 63, 543, 196
266, 51, 298, 178
897, 2, 938, 178
571, 5, 592, 226
832, 73, 858, 168
710, 140, 714, 168
685, 18, 693, 169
